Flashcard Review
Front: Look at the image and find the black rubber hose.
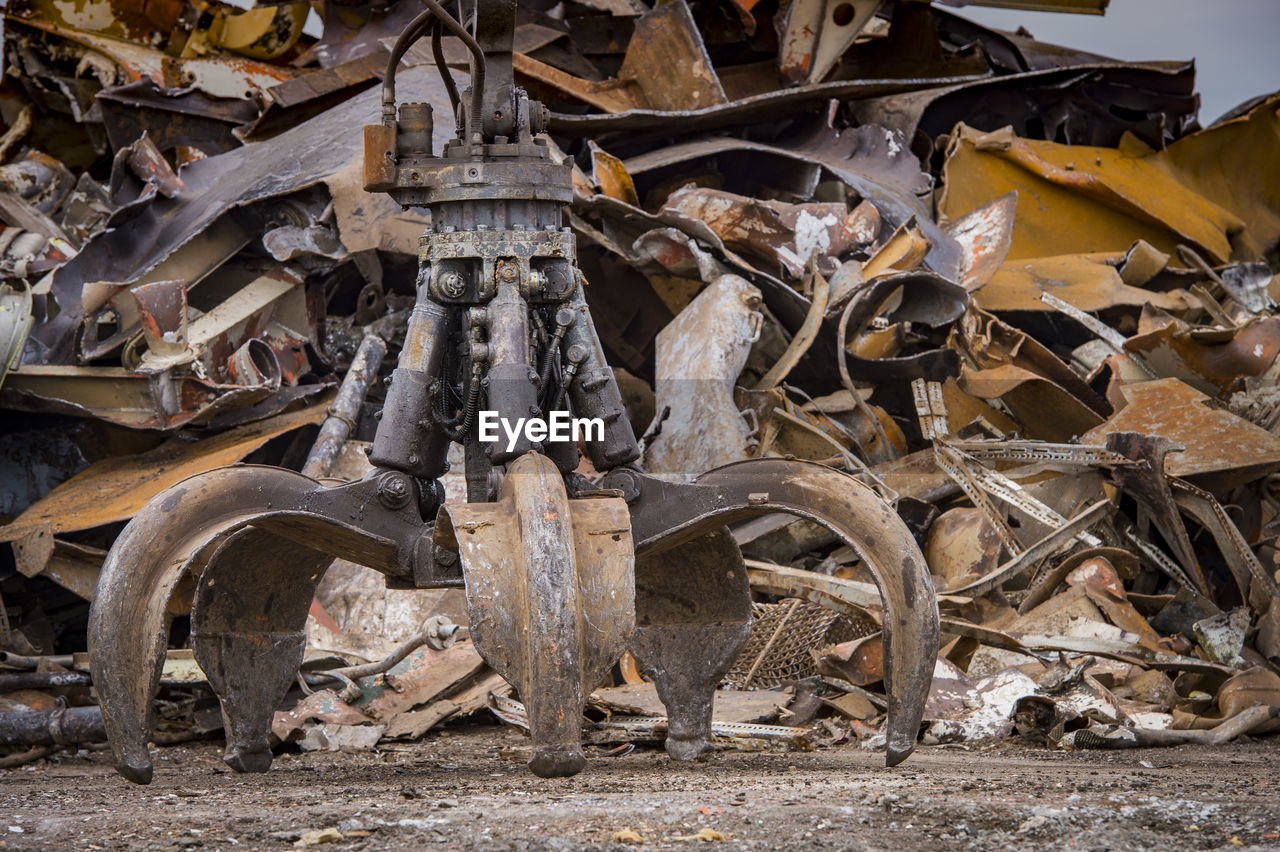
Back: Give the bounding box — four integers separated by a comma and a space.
383, 3, 485, 141
383, 11, 433, 120
431, 17, 461, 116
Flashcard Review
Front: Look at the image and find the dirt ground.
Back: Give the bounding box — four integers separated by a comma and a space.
2, 724, 1278, 851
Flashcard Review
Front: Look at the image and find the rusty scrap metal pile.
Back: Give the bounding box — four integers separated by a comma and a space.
3, 0, 1280, 772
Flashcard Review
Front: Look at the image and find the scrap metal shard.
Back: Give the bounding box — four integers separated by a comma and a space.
1082, 379, 1280, 489
975, 253, 1196, 314
645, 274, 761, 478
616, 0, 726, 112
0, 401, 330, 543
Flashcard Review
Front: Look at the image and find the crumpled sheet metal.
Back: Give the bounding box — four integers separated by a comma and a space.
974, 252, 1196, 314
779, 0, 884, 86
0, 401, 330, 543
951, 308, 1110, 440
9, 17, 297, 102
546, 73, 988, 138
616, 0, 725, 112
95, 78, 259, 158
944, 192, 1015, 292
939, 104, 1279, 265
1081, 378, 1280, 488
923, 658, 1039, 742
575, 192, 815, 348
0, 364, 325, 430
1153, 92, 1280, 261
659, 187, 869, 280
32, 64, 461, 364
1125, 311, 1280, 397
622, 127, 962, 281
852, 60, 1197, 157
645, 274, 762, 478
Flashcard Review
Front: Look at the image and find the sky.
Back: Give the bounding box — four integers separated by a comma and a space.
942, 0, 1280, 124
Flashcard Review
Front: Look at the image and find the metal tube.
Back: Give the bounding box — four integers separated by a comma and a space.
0, 706, 106, 746
370, 288, 453, 478
0, 652, 75, 670
560, 286, 639, 470
484, 276, 538, 463
0, 671, 92, 691
303, 616, 461, 688
302, 334, 387, 480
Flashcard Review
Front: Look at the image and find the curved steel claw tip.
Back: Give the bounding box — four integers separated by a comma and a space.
529, 747, 586, 778
665, 736, 710, 763
119, 759, 154, 785
224, 745, 274, 774
885, 740, 916, 768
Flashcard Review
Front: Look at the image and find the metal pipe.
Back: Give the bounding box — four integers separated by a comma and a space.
0, 706, 105, 746
303, 616, 461, 688
0, 652, 75, 670
301, 334, 387, 479
484, 275, 538, 463
0, 671, 91, 691
0, 745, 62, 768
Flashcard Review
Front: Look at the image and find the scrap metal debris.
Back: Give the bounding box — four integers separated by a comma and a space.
2, 0, 1280, 771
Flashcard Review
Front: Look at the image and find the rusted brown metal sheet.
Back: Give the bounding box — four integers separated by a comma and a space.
938, 109, 1276, 264
616, 0, 726, 112
1082, 379, 1280, 489
0, 400, 330, 542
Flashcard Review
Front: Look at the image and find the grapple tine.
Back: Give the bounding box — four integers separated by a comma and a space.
631, 528, 751, 762
437, 452, 634, 778
191, 529, 332, 774
89, 465, 429, 784
607, 458, 939, 766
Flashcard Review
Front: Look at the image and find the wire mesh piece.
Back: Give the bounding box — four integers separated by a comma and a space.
722, 598, 877, 690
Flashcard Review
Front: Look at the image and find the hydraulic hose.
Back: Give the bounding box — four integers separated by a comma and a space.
431, 18, 461, 115
383, 1, 485, 141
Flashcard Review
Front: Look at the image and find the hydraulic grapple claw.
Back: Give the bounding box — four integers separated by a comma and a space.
88, 0, 939, 786
604, 458, 940, 767
88, 466, 433, 784
437, 452, 634, 778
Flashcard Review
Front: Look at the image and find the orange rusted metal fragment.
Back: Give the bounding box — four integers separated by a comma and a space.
1081, 378, 1280, 489
976, 253, 1194, 314
817, 632, 885, 686
0, 400, 331, 542
938, 124, 1248, 264
1125, 310, 1280, 396
944, 192, 1015, 291
924, 507, 1002, 592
